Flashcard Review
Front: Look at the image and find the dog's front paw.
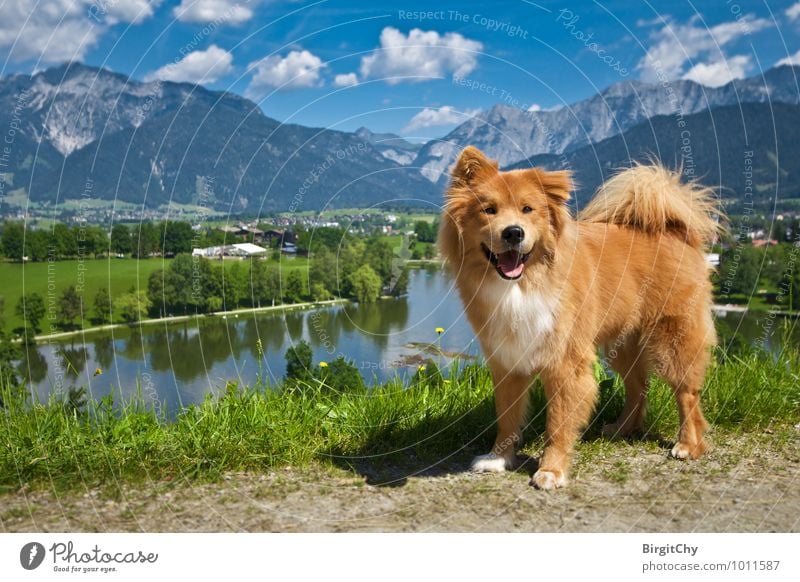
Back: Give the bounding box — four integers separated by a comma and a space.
670, 440, 707, 460
530, 469, 568, 490
471, 452, 510, 473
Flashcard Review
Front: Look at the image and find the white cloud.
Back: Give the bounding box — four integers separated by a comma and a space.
145, 45, 234, 83
246, 50, 326, 95
359, 27, 483, 84
0, 0, 160, 63
403, 106, 479, 132
527, 103, 542, 112
173, 0, 253, 25
333, 73, 358, 87
786, 2, 800, 21
638, 14, 772, 82
776, 49, 800, 66
103, 0, 162, 25
682, 55, 752, 87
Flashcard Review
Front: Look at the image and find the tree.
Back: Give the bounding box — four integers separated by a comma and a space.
1, 221, 24, 261
719, 246, 761, 296
223, 261, 248, 309
26, 229, 50, 262
318, 356, 364, 393
285, 340, 313, 384
163, 221, 194, 255
310, 282, 331, 302
348, 264, 382, 303
111, 224, 133, 255
365, 237, 394, 284
414, 220, 434, 243
284, 270, 305, 303
53, 223, 78, 258
309, 246, 338, 296
93, 288, 112, 324
16, 293, 45, 333
114, 290, 151, 323
134, 222, 159, 258
58, 286, 83, 328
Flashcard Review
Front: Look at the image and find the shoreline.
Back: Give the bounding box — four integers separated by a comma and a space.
21, 298, 350, 343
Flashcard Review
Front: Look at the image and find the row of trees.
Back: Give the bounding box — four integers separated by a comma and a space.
0, 220, 223, 261
145, 236, 405, 320
717, 241, 800, 304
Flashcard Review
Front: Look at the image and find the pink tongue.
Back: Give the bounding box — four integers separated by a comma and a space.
497, 250, 524, 278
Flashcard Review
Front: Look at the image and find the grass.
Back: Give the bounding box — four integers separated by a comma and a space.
0, 256, 310, 332
1, 346, 798, 494
0, 258, 165, 332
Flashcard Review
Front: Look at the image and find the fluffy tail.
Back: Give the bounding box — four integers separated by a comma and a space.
579, 163, 723, 249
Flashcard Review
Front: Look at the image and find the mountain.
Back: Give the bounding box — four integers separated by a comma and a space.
508, 102, 800, 209
354, 127, 422, 166
0, 62, 439, 211
414, 65, 800, 185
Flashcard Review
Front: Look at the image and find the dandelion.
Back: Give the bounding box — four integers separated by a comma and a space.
418, 364, 426, 371
319, 361, 329, 368
435, 327, 445, 335
93, 367, 102, 376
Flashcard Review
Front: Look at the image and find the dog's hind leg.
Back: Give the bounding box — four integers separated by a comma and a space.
602, 336, 650, 438
649, 316, 713, 460
471, 366, 531, 473
532, 358, 598, 489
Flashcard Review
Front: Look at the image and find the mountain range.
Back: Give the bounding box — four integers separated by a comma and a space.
0, 62, 798, 212
508, 102, 800, 210
414, 65, 800, 186
0, 62, 438, 212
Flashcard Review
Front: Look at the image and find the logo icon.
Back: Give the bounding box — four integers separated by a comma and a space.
20, 542, 45, 570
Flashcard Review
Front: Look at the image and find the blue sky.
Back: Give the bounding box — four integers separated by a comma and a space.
1, 0, 799, 140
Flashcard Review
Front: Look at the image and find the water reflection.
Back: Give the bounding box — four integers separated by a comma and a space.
17, 267, 798, 416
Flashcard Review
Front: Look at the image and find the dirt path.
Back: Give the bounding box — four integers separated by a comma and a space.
2, 433, 798, 532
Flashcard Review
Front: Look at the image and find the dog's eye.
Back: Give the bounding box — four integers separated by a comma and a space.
522, 205, 533, 214
482, 207, 497, 215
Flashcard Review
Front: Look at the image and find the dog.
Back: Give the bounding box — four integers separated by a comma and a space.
437, 146, 721, 489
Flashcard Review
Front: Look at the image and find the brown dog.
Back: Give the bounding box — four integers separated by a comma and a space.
438, 146, 720, 489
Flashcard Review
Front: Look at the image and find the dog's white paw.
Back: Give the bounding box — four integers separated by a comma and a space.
531, 470, 567, 490
670, 443, 692, 459
471, 452, 509, 473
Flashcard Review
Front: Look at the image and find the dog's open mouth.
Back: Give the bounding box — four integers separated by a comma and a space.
482, 244, 531, 280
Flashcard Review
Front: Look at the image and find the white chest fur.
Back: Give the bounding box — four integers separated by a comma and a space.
475, 280, 558, 375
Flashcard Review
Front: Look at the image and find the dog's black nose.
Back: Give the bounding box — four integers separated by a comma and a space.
502, 225, 525, 245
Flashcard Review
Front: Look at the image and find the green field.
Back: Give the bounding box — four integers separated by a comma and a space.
0, 256, 309, 332
1, 346, 797, 493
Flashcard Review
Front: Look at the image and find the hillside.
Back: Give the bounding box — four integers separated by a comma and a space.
508, 102, 800, 210
0, 63, 439, 211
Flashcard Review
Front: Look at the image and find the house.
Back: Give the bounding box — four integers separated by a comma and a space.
192, 243, 269, 259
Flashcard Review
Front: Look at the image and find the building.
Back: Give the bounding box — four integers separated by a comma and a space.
192, 243, 269, 259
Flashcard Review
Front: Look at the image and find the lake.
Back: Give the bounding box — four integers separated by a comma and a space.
18, 267, 798, 416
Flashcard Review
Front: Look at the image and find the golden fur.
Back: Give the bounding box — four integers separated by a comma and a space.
438, 146, 722, 489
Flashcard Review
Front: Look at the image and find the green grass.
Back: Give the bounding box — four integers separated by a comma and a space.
1, 347, 797, 493
0, 259, 165, 332
0, 256, 310, 332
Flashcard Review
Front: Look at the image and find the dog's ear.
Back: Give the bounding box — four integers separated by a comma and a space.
450, 146, 498, 188
538, 170, 573, 204
534, 169, 573, 240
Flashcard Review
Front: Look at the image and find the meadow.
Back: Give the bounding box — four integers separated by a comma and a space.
0, 256, 310, 332
1, 344, 797, 494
